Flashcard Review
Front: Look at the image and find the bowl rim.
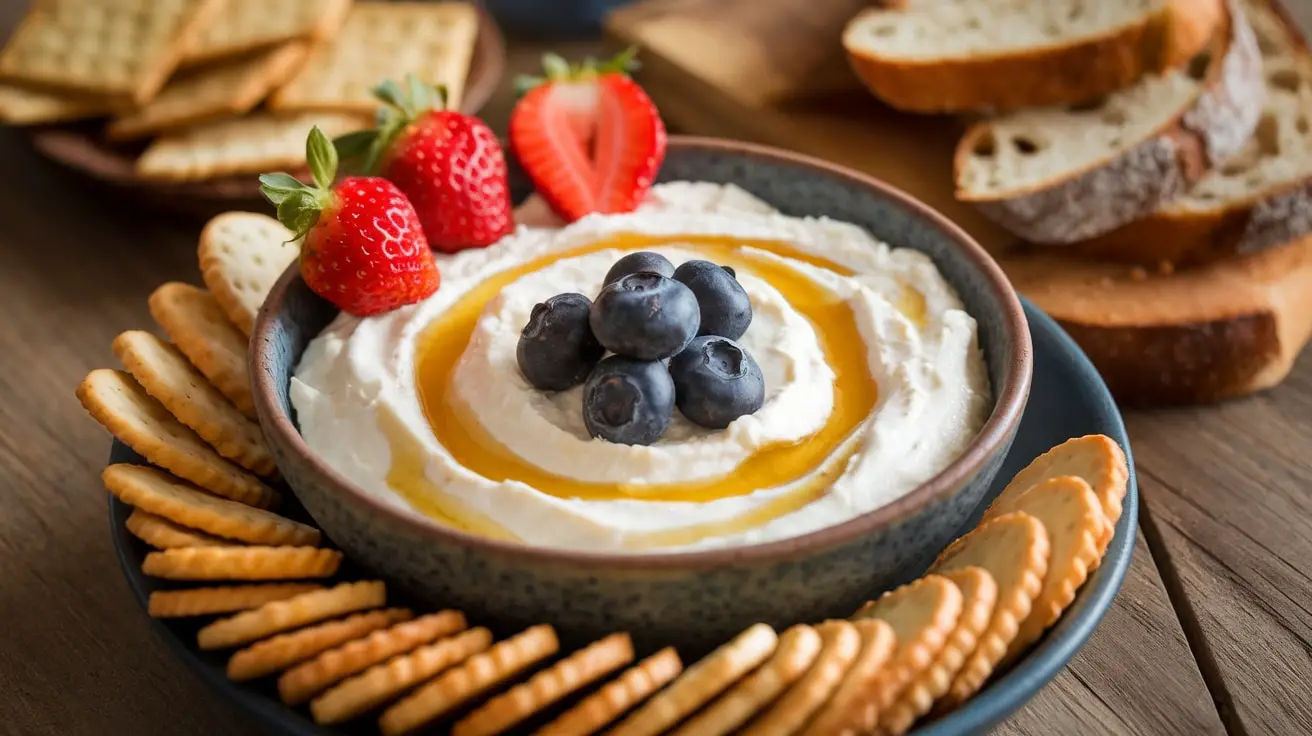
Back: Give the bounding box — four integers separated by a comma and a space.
251, 134, 1034, 570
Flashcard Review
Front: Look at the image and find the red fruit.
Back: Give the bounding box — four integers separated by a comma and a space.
509, 49, 666, 223
259, 127, 439, 317
334, 77, 513, 253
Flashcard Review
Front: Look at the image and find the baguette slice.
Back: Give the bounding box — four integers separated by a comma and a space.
843, 0, 1220, 113
953, 0, 1264, 244
1002, 234, 1312, 406
1070, 0, 1312, 266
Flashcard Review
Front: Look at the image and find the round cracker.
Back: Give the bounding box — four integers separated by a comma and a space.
141, 545, 342, 581
878, 567, 998, 735
535, 647, 683, 736
846, 575, 963, 732
148, 282, 256, 418
113, 329, 275, 475
742, 620, 861, 736
198, 212, 299, 336
127, 508, 234, 549
984, 434, 1127, 559
198, 580, 386, 650
995, 477, 1104, 660
227, 608, 412, 681
451, 632, 634, 736
148, 583, 323, 618
930, 512, 1049, 711
673, 625, 822, 736
798, 618, 895, 736
377, 625, 559, 735
608, 623, 778, 736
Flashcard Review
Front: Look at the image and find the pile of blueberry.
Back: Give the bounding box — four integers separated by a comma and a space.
516, 251, 766, 446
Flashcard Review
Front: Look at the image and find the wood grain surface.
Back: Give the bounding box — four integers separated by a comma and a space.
0, 2, 1309, 736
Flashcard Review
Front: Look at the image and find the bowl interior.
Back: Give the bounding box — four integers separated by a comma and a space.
254, 135, 1031, 562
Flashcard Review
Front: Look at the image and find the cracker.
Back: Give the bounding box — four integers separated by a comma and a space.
107, 42, 310, 141
126, 508, 234, 549
878, 568, 998, 736
184, 0, 353, 67
742, 620, 861, 736
198, 212, 300, 336
149, 583, 324, 617
228, 608, 413, 681
993, 477, 1104, 661
148, 282, 255, 418
535, 647, 683, 736
929, 512, 1049, 711
310, 627, 493, 726
0, 0, 225, 104
846, 575, 963, 732
0, 83, 109, 124
673, 625, 821, 736
985, 434, 1128, 561
78, 369, 278, 508
608, 623, 778, 736
378, 624, 560, 735
104, 464, 313, 545
279, 610, 469, 705
198, 580, 386, 650
798, 618, 896, 736
142, 545, 342, 580
269, 2, 478, 114
452, 632, 635, 736
136, 111, 369, 182
113, 329, 274, 475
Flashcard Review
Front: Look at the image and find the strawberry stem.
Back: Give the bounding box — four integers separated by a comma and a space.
333, 74, 449, 176
258, 126, 338, 242
514, 47, 641, 96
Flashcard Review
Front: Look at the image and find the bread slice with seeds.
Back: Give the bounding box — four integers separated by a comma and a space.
1069, 0, 1312, 266
953, 0, 1263, 244
843, 0, 1221, 113
1001, 233, 1312, 406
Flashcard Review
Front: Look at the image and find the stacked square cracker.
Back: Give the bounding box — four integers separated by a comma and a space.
0, 0, 478, 183
845, 0, 1312, 406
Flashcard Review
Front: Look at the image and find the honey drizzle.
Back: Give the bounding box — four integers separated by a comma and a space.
394, 233, 886, 547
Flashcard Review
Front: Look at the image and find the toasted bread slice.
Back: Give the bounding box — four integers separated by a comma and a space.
843, 0, 1220, 113
1070, 0, 1312, 266
1001, 234, 1312, 405
953, 0, 1263, 245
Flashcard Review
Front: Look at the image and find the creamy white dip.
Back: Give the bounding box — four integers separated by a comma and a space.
290, 182, 991, 552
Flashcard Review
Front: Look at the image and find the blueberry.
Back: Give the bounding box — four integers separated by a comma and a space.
516, 293, 605, 391
603, 251, 675, 286
672, 260, 752, 340
583, 356, 675, 445
589, 273, 700, 360
668, 336, 765, 429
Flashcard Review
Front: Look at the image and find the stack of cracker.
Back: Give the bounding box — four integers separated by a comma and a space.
74, 207, 1129, 733
0, 0, 479, 183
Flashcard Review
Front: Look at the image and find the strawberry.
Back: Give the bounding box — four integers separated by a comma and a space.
258, 126, 439, 318
334, 75, 513, 253
509, 49, 667, 223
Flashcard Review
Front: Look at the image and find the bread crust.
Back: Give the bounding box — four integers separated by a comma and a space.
952, 0, 1262, 245
844, 0, 1220, 113
1002, 233, 1312, 406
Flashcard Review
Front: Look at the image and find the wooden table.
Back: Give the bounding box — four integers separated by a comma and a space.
0, 5, 1309, 736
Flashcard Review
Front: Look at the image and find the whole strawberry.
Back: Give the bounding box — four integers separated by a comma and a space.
334, 75, 513, 253
259, 127, 439, 317
510, 49, 666, 223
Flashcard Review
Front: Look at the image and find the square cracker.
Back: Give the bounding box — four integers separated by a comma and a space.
183, 0, 353, 67
107, 42, 310, 141
135, 111, 369, 182
269, 2, 478, 115
0, 0, 225, 105
0, 83, 110, 125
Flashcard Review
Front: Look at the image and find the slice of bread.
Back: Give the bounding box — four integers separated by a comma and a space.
843, 0, 1220, 113
953, 0, 1264, 244
1002, 233, 1312, 406
1070, 0, 1312, 266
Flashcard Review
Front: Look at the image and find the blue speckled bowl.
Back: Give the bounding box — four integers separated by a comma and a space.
249, 136, 1033, 653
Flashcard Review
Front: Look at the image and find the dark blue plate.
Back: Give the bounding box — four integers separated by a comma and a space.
107, 298, 1136, 735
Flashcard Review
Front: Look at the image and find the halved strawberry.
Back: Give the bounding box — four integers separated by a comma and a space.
509, 49, 667, 223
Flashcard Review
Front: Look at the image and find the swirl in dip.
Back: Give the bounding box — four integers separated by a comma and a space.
290, 183, 992, 552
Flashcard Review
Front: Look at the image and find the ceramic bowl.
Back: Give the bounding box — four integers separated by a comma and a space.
250, 136, 1033, 653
